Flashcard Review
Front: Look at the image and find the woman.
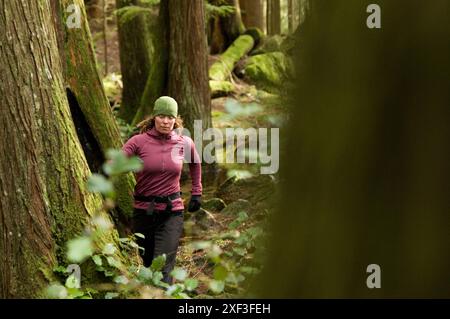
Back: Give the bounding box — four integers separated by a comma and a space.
122, 96, 202, 284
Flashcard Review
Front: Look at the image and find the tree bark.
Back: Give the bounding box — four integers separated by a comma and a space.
52, 0, 136, 227
288, 0, 294, 33
0, 0, 137, 298
267, 0, 280, 35
209, 0, 245, 54
240, 0, 264, 31
168, 0, 212, 133
132, 0, 169, 126
0, 0, 106, 298
116, 0, 154, 123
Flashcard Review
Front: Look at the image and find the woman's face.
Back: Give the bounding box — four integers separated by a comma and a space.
154, 115, 176, 134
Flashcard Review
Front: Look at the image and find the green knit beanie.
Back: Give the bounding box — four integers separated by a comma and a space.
152, 96, 178, 118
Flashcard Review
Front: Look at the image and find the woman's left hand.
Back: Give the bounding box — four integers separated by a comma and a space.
188, 195, 202, 212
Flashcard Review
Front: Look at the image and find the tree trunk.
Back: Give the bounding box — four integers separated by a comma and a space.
267, 0, 280, 35
168, 0, 212, 133
209, 0, 245, 54
116, 0, 154, 123
132, 0, 169, 126
288, 0, 294, 33
240, 0, 264, 31
0, 0, 106, 298
256, 0, 450, 298
0, 0, 138, 298
52, 0, 136, 228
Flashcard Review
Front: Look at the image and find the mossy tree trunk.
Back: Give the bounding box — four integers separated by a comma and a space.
255, 0, 450, 298
116, 0, 154, 123
52, 0, 136, 228
0, 0, 138, 298
240, 0, 264, 31
0, 0, 106, 298
168, 0, 212, 134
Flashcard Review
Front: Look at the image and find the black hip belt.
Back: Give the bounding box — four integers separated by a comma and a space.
134, 192, 181, 215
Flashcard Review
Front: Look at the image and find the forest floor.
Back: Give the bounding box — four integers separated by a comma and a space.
90, 22, 285, 297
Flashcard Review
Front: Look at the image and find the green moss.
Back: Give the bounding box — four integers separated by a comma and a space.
244, 27, 264, 46
209, 35, 255, 81
250, 35, 284, 56
210, 80, 234, 98
243, 52, 294, 93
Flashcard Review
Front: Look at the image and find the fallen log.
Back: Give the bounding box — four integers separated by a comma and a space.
209, 80, 234, 98
209, 34, 255, 82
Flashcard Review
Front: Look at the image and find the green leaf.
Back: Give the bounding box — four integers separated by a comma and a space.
150, 254, 166, 272
137, 267, 153, 283
87, 174, 114, 196
225, 272, 242, 284
102, 149, 143, 176
53, 265, 68, 274
190, 241, 212, 250
65, 274, 80, 289
232, 247, 247, 257
102, 243, 117, 255
46, 284, 67, 299
219, 230, 240, 239
184, 278, 198, 292
66, 288, 84, 298
213, 265, 228, 281
114, 275, 129, 285
103, 269, 115, 277
106, 256, 121, 269
234, 234, 249, 246
92, 255, 103, 267
134, 233, 145, 239
207, 244, 223, 260
170, 267, 187, 281
209, 280, 225, 294
239, 266, 260, 275
105, 292, 120, 299
176, 292, 190, 299
247, 226, 263, 239
67, 236, 93, 263
166, 284, 184, 296
226, 169, 254, 180
152, 271, 163, 285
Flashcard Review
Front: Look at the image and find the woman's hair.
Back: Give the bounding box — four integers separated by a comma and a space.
136, 115, 184, 134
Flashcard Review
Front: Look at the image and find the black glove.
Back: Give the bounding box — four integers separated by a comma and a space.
188, 195, 202, 212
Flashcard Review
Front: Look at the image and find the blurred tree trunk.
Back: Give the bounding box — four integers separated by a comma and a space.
288, 0, 293, 33
168, 0, 212, 133
210, 0, 245, 54
255, 0, 450, 298
116, 0, 153, 123
85, 0, 103, 21
0, 0, 114, 298
132, 0, 169, 125
267, 0, 280, 35
240, 0, 264, 31
52, 0, 136, 230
